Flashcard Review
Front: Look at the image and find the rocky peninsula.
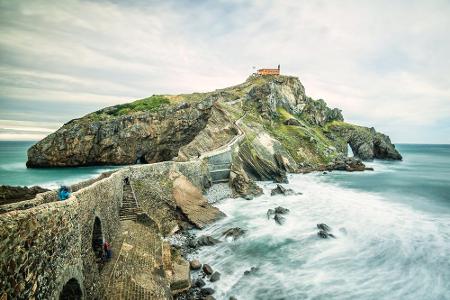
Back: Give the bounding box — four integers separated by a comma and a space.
1, 74, 402, 299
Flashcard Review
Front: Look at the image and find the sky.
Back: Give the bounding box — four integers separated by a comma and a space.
0, 0, 449, 143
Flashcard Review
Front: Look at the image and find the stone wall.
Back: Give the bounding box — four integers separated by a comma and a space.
0, 161, 212, 299
0, 169, 123, 299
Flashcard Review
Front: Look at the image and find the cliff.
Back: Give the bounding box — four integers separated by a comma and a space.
27, 74, 401, 173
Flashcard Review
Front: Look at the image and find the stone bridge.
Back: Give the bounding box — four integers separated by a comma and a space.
0, 160, 213, 299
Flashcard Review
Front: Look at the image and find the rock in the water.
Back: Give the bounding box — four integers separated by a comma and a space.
317, 223, 331, 232
222, 227, 246, 240
274, 214, 286, 225
195, 278, 206, 288
0, 185, 49, 206
318, 230, 336, 239
270, 184, 297, 196
210, 271, 221, 282
196, 235, 221, 246
190, 259, 202, 270
202, 264, 213, 275
200, 287, 215, 296
244, 194, 254, 200
274, 206, 290, 214
267, 209, 275, 219
229, 297, 238, 300
243, 266, 259, 276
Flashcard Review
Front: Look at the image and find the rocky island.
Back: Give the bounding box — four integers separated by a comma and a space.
2, 74, 402, 299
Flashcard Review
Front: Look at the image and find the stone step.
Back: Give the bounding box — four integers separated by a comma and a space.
208, 162, 232, 171
210, 169, 231, 181
212, 178, 229, 183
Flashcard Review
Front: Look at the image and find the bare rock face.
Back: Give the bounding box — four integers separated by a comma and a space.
171, 173, 224, 229
27, 97, 214, 167
326, 123, 402, 160
0, 185, 49, 206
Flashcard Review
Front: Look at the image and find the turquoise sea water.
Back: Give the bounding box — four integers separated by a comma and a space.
193, 144, 450, 299
1, 142, 449, 299
0, 141, 122, 189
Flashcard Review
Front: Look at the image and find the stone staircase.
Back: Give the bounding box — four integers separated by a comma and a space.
209, 162, 232, 183
119, 183, 141, 222
104, 220, 172, 299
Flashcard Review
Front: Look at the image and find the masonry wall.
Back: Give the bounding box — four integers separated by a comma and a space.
0, 169, 124, 299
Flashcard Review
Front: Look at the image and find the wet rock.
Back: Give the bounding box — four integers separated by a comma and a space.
196, 235, 221, 247
318, 230, 336, 239
244, 194, 254, 200
274, 214, 286, 225
195, 278, 206, 288
190, 259, 202, 270
0, 185, 49, 206
274, 206, 290, 214
244, 266, 259, 275
317, 223, 331, 232
202, 264, 213, 275
222, 227, 246, 240
204, 296, 216, 300
267, 209, 275, 219
200, 287, 215, 296
270, 184, 298, 196
229, 297, 238, 300
210, 271, 221, 282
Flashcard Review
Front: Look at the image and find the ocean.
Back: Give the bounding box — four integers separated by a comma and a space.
0, 141, 122, 189
191, 144, 450, 299
1, 142, 449, 299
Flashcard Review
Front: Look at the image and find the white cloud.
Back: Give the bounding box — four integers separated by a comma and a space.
0, 0, 449, 143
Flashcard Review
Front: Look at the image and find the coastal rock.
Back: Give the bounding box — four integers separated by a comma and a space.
326, 123, 402, 161
230, 159, 263, 198
301, 97, 344, 126
270, 184, 296, 196
27, 95, 214, 167
210, 271, 221, 282
243, 266, 259, 275
275, 206, 290, 214
200, 287, 215, 296
267, 209, 275, 219
202, 264, 213, 275
317, 223, 331, 232
196, 236, 221, 247
172, 174, 225, 229
274, 214, 286, 225
318, 230, 336, 239
222, 227, 246, 240
190, 259, 202, 270
195, 278, 206, 288
0, 185, 49, 206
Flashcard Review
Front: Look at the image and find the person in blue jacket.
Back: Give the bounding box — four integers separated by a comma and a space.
58, 186, 71, 200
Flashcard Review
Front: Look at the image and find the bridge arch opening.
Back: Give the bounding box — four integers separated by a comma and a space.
91, 216, 103, 262
59, 278, 82, 300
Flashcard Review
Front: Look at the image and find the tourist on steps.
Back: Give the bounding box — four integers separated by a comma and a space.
103, 240, 112, 261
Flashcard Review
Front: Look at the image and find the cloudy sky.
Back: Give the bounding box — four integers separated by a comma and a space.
1, 0, 449, 143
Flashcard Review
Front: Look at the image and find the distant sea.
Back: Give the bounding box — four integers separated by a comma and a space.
0, 141, 123, 189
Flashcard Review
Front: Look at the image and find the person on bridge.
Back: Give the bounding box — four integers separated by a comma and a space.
103, 240, 112, 261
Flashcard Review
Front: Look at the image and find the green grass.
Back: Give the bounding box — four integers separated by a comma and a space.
109, 95, 170, 116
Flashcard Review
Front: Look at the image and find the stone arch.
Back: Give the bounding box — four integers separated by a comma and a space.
59, 278, 83, 300
91, 216, 103, 262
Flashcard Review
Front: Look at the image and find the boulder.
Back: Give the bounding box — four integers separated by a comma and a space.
202, 264, 213, 275
274, 214, 286, 225
195, 278, 206, 288
196, 236, 221, 247
210, 271, 221, 282
317, 223, 331, 232
318, 230, 336, 239
222, 227, 246, 240
190, 259, 202, 270
172, 174, 225, 229
267, 209, 275, 219
270, 184, 298, 196
274, 206, 290, 214
243, 266, 259, 276
200, 287, 215, 296
170, 258, 191, 293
